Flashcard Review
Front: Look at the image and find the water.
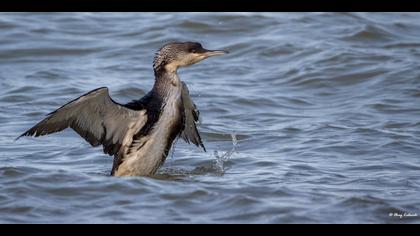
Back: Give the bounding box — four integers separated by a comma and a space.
1, 12, 420, 224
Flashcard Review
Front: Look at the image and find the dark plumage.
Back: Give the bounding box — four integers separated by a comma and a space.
18, 41, 228, 176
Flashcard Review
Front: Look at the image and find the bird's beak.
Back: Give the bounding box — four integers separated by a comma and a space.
201, 49, 229, 58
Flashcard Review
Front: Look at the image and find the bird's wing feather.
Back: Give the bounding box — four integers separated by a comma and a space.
180, 82, 206, 151
18, 87, 147, 156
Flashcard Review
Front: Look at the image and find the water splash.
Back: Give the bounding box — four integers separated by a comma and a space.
214, 133, 237, 175
168, 137, 179, 167
158, 133, 238, 179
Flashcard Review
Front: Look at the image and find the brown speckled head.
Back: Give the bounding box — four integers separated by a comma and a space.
153, 42, 228, 74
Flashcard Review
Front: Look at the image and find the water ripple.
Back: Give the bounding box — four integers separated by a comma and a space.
1, 12, 420, 223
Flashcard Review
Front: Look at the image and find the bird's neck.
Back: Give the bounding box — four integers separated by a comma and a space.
153, 68, 182, 96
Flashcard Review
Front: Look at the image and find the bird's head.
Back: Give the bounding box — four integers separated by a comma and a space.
153, 42, 228, 74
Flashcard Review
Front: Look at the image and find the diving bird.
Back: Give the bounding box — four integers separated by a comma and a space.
18, 42, 228, 176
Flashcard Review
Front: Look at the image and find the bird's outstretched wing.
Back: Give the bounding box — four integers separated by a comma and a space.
18, 87, 147, 157
180, 82, 206, 151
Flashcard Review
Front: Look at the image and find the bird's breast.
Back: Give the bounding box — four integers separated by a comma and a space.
114, 87, 183, 176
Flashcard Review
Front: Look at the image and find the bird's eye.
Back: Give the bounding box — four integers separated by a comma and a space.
190, 49, 197, 53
